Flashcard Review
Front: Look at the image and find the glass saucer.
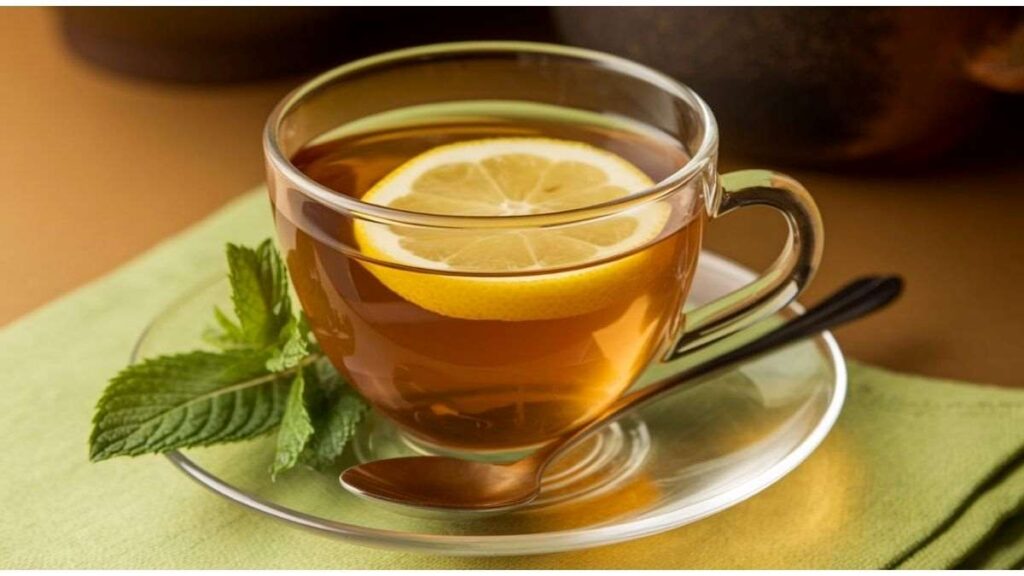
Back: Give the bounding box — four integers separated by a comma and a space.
140, 251, 845, 556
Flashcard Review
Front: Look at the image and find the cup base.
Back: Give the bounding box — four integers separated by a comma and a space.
352, 412, 652, 510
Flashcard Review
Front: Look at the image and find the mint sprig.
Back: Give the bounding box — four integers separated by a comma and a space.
89, 240, 369, 479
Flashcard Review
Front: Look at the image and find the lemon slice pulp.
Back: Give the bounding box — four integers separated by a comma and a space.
353, 137, 671, 321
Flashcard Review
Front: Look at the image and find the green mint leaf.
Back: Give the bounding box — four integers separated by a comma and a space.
299, 359, 369, 470
225, 239, 291, 348
301, 385, 369, 471
271, 370, 315, 479
202, 306, 245, 349
266, 318, 309, 372
89, 350, 291, 462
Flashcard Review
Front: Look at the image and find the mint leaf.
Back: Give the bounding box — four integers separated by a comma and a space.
202, 306, 245, 349
266, 318, 309, 372
302, 385, 368, 471
300, 358, 368, 471
225, 240, 291, 348
271, 370, 314, 479
89, 350, 291, 461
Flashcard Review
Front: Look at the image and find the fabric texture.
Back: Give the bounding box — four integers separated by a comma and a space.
2, 190, 1022, 569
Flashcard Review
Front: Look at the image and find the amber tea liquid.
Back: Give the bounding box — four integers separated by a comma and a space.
275, 114, 704, 452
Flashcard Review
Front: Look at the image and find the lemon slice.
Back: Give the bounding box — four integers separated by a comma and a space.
354, 137, 671, 321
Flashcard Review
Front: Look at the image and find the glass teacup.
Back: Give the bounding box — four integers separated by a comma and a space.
264, 42, 822, 456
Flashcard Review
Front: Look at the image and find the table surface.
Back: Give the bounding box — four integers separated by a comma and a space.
3, 8, 1022, 388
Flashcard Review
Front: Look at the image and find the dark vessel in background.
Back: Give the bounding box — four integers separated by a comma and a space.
58, 7, 1023, 169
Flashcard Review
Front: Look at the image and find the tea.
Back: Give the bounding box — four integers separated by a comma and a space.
273, 113, 704, 452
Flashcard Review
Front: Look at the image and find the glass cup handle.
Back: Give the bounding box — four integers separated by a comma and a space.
665, 169, 824, 361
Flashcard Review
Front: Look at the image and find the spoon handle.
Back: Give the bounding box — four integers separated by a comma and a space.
538, 275, 903, 464
667, 275, 903, 385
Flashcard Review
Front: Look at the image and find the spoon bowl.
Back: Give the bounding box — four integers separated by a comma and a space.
341, 455, 541, 512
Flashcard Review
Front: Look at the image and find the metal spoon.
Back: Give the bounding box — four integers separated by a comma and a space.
341, 275, 903, 513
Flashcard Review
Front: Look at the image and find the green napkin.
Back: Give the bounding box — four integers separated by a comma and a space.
2, 191, 1022, 569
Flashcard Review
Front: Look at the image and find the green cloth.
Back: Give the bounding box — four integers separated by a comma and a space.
2, 191, 1022, 569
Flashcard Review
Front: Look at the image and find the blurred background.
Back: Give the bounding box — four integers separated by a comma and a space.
2, 7, 1022, 386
